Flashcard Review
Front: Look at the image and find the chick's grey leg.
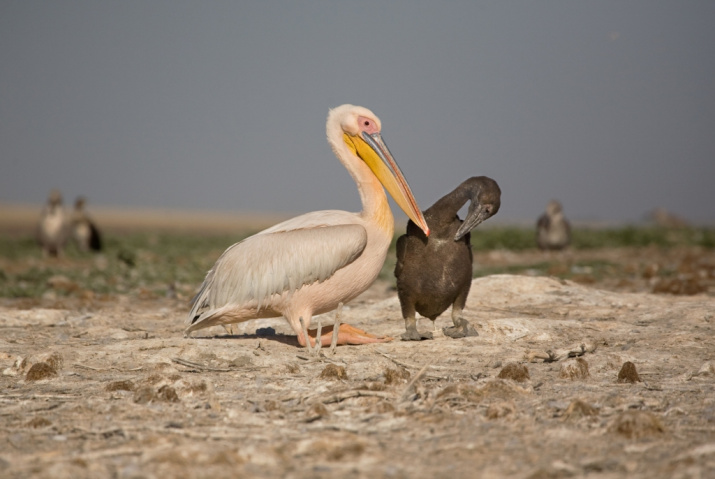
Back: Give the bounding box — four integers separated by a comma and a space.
443, 301, 479, 339
400, 302, 433, 341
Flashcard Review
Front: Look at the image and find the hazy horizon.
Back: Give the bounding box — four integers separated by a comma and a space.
2, 2, 714, 225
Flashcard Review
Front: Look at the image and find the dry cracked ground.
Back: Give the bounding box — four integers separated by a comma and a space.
1, 268, 715, 478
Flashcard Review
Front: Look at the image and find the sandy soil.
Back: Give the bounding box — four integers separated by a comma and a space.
1, 259, 714, 478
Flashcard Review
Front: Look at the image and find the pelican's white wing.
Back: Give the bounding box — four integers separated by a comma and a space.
188, 211, 367, 324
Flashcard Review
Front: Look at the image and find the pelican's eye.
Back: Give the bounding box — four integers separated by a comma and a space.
357, 115, 379, 135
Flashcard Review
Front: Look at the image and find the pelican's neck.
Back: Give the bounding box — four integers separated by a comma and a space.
355, 165, 394, 237
329, 135, 394, 237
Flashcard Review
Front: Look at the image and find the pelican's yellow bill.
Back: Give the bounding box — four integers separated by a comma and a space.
344, 132, 429, 235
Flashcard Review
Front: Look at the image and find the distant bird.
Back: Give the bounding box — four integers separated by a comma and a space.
648, 207, 689, 229
186, 104, 430, 347
536, 200, 571, 251
395, 176, 501, 340
71, 196, 102, 252
37, 189, 69, 258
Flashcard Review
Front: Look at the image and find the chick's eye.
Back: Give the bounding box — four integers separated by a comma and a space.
364, 120, 370, 126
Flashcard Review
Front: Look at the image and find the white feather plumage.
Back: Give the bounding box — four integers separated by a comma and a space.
188, 211, 367, 324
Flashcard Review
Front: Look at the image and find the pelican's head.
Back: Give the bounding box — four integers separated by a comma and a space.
74, 196, 87, 211
546, 200, 563, 216
328, 104, 429, 236
47, 189, 63, 207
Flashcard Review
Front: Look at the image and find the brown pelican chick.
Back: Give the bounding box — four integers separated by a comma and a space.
536, 200, 571, 251
395, 176, 501, 340
186, 105, 429, 348
71, 196, 102, 252
37, 189, 69, 258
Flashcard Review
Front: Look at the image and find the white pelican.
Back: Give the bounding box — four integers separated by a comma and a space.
71, 196, 103, 252
37, 189, 69, 258
186, 104, 430, 346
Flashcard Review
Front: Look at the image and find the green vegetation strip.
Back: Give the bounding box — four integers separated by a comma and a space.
0, 226, 712, 299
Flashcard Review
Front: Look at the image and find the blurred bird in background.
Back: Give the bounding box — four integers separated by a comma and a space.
71, 196, 103, 252
37, 189, 69, 258
536, 200, 571, 251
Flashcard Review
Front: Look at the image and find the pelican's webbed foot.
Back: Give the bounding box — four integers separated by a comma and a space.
305, 323, 392, 347
334, 323, 393, 345
443, 317, 478, 339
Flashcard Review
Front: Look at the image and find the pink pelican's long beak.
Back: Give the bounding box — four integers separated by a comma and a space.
358, 131, 430, 236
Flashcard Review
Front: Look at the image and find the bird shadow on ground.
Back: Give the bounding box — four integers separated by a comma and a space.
194, 327, 303, 347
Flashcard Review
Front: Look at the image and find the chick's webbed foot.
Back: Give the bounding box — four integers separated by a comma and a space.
401, 325, 433, 341
443, 317, 478, 339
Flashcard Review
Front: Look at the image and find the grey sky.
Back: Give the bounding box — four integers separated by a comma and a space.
2, 1, 714, 224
